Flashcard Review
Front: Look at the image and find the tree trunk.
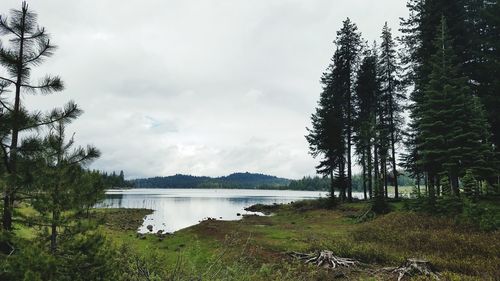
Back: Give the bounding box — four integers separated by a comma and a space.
382, 159, 388, 198
347, 58, 353, 203
338, 165, 345, 202
367, 145, 373, 199
347, 128, 352, 202
436, 178, 441, 197
330, 170, 336, 201
2, 196, 12, 231
362, 152, 367, 200
450, 172, 459, 196
428, 174, 436, 199
417, 174, 421, 195
2, 8, 26, 231
391, 138, 398, 199
424, 173, 429, 195
50, 211, 59, 253
389, 95, 399, 199
374, 145, 380, 198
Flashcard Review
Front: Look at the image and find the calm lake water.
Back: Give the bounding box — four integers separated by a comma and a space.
98, 188, 354, 233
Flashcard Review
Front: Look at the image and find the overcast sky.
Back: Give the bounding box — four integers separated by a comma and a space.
1, 0, 408, 179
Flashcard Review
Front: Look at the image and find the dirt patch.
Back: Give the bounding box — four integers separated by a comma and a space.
96, 208, 153, 231
245, 203, 282, 215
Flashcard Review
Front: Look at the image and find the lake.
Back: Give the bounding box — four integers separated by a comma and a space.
98, 188, 357, 233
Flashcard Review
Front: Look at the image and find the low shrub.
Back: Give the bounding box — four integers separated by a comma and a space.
403, 196, 499, 231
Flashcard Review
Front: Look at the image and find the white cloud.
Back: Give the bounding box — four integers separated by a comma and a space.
1, 0, 408, 179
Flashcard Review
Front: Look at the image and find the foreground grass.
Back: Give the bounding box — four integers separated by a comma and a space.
99, 199, 500, 281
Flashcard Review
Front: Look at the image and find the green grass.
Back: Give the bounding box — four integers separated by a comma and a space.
97, 198, 499, 280
12, 199, 500, 280
96, 208, 220, 270
13, 204, 38, 239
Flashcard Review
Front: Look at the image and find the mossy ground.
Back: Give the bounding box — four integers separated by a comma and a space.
100, 199, 500, 281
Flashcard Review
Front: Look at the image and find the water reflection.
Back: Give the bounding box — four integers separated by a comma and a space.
98, 189, 360, 233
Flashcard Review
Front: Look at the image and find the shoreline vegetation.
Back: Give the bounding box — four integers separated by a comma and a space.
95, 197, 499, 280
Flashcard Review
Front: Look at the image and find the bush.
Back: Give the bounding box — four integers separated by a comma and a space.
403, 196, 499, 231
0, 232, 120, 281
461, 199, 500, 231
0, 239, 57, 281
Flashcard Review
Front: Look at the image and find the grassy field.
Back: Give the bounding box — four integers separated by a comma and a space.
98, 199, 500, 280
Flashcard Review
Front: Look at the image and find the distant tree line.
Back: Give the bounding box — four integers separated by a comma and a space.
132, 172, 290, 189
307, 0, 500, 207
96, 170, 133, 188
287, 173, 414, 192
132, 172, 414, 191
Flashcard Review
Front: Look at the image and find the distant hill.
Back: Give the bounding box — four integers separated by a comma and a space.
131, 172, 291, 189
124, 172, 415, 191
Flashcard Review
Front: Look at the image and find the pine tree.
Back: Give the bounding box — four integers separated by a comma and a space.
419, 17, 494, 196
462, 169, 476, 197
440, 174, 451, 195
31, 120, 100, 253
400, 0, 499, 190
334, 18, 362, 202
306, 51, 346, 201
119, 170, 125, 183
379, 23, 404, 199
375, 64, 391, 199
399, 1, 470, 192
354, 48, 379, 199
464, 1, 500, 152
0, 2, 80, 230
400, 117, 424, 193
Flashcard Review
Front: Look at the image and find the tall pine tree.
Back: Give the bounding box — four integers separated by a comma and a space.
0, 2, 80, 230
354, 48, 379, 200
400, 0, 499, 189
335, 18, 362, 202
419, 17, 493, 196
378, 23, 404, 198
306, 51, 346, 201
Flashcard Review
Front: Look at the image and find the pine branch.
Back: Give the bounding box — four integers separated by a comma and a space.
19, 103, 81, 131
25, 39, 56, 66
0, 16, 21, 37
0, 99, 14, 113
21, 75, 64, 94
0, 76, 16, 85
24, 27, 46, 40
68, 146, 101, 166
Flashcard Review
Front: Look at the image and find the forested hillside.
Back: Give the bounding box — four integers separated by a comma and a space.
132, 172, 290, 189
131, 172, 414, 191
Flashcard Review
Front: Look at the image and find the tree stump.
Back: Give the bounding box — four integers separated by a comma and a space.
391, 259, 439, 281
289, 250, 359, 269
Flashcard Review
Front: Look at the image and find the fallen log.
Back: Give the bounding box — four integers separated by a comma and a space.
289, 250, 359, 269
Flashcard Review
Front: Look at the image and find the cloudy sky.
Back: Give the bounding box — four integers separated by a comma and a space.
1, 0, 408, 179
